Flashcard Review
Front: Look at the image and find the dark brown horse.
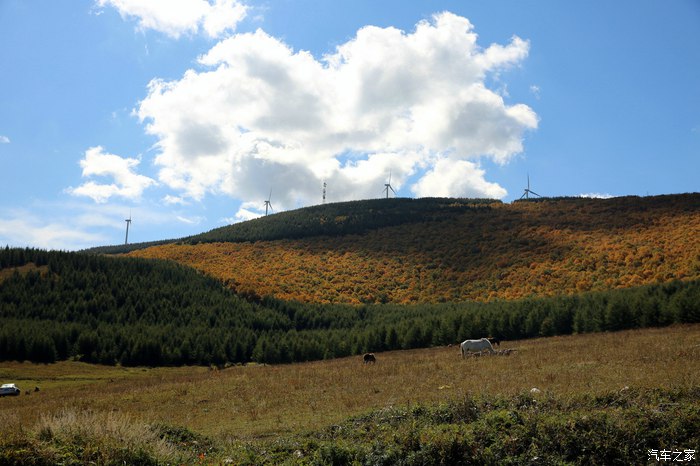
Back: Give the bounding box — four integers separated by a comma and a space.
363, 353, 376, 364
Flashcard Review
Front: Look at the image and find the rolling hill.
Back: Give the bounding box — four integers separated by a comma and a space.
2, 195, 699, 465
129, 193, 700, 304
2, 193, 699, 367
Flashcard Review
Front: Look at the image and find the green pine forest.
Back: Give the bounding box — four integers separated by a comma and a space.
1, 243, 699, 366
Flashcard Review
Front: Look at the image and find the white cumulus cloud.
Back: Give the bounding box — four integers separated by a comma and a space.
134, 12, 537, 213
68, 146, 157, 203
411, 158, 507, 199
96, 0, 247, 38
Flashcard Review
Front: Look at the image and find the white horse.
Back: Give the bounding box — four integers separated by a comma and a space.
460, 338, 495, 358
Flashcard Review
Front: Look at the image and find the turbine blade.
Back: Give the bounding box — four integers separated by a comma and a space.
529, 191, 540, 197
389, 185, 396, 194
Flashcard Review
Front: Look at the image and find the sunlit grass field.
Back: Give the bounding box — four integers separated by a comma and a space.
0, 324, 698, 464
2, 324, 699, 439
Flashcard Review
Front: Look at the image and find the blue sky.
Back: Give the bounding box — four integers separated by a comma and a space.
1, 0, 698, 250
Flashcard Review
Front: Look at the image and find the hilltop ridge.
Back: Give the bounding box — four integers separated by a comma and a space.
129, 193, 700, 304
85, 197, 500, 254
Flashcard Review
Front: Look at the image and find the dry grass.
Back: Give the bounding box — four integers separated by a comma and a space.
2, 324, 699, 442
0, 262, 48, 283
33, 408, 181, 463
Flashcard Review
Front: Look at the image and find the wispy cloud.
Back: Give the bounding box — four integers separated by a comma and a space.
0, 135, 10, 144
0, 208, 106, 251
175, 215, 204, 225
162, 194, 189, 205
228, 204, 263, 223
0, 200, 199, 251
579, 192, 614, 199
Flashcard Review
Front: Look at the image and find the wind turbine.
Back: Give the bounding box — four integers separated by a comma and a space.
124, 211, 132, 245
383, 171, 396, 199
520, 174, 541, 199
263, 190, 273, 215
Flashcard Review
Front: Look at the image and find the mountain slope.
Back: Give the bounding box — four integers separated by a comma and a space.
85, 198, 500, 254
129, 193, 700, 304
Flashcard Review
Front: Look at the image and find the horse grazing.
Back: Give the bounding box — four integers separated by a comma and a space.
363, 353, 376, 364
460, 338, 495, 358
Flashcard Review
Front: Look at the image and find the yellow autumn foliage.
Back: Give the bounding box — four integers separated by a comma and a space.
130, 196, 700, 304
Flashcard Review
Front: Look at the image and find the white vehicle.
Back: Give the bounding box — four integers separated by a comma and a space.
0, 383, 21, 397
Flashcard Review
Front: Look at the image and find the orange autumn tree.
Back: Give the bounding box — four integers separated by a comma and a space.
130, 194, 700, 304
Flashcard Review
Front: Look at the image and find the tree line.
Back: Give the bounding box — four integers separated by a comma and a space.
2, 247, 699, 366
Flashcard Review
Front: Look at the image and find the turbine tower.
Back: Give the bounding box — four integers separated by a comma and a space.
322, 181, 327, 204
124, 212, 132, 245
520, 174, 541, 199
264, 190, 273, 215
383, 171, 396, 199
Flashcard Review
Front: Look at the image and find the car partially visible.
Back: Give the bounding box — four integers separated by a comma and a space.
0, 383, 21, 396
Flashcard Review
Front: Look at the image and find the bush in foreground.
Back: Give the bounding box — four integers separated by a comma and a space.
2, 386, 697, 465
224, 386, 700, 465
